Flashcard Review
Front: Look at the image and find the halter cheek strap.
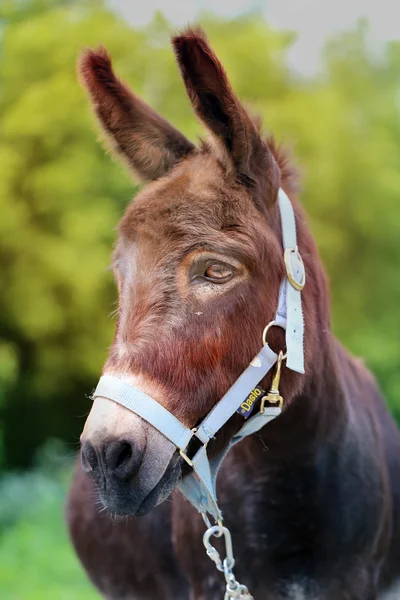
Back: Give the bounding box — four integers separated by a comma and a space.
92, 188, 305, 522
275, 190, 305, 373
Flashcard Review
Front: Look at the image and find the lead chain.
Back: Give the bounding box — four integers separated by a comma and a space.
203, 524, 254, 600
224, 571, 254, 600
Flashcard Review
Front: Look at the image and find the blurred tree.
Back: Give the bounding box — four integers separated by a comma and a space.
0, 0, 137, 466
0, 1, 399, 468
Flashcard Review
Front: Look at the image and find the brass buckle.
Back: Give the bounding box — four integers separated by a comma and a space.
179, 449, 194, 467
180, 428, 206, 467
260, 350, 285, 412
262, 321, 287, 359
202, 513, 224, 537
284, 247, 305, 291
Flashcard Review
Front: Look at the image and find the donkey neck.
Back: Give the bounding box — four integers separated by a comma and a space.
253, 333, 350, 463
256, 189, 350, 457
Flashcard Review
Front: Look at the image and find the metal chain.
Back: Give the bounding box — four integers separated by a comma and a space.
203, 523, 254, 600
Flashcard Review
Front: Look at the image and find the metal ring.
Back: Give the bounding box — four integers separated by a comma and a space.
179, 449, 193, 467
284, 247, 306, 291
179, 428, 206, 467
262, 321, 287, 359
216, 518, 224, 537
201, 514, 224, 537
201, 512, 213, 529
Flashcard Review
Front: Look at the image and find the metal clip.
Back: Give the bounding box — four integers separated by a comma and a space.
224, 569, 254, 599
224, 571, 254, 599
260, 350, 285, 412
203, 525, 235, 573
203, 524, 254, 599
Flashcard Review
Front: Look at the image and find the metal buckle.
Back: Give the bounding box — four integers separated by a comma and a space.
179, 449, 194, 467
179, 428, 206, 467
262, 321, 287, 359
284, 246, 305, 291
260, 350, 285, 412
202, 513, 224, 537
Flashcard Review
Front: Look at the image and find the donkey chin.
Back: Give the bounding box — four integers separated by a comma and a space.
80, 395, 182, 517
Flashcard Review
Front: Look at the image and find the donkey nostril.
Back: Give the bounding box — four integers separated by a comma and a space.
105, 440, 139, 480
115, 442, 132, 469
81, 440, 99, 475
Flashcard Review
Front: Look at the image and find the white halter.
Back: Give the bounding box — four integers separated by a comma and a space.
92, 188, 306, 598
93, 188, 305, 520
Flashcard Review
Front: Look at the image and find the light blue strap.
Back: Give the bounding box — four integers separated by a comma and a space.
277, 189, 305, 374
275, 280, 287, 328
184, 445, 222, 520
93, 376, 194, 451
279, 188, 297, 249
179, 407, 281, 521
232, 406, 281, 442
195, 344, 278, 444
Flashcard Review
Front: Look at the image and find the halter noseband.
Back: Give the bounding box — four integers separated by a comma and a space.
92, 188, 305, 598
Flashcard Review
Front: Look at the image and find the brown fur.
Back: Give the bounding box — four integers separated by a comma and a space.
67, 27, 400, 599
79, 46, 195, 180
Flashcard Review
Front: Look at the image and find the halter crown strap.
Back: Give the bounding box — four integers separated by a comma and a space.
276, 189, 305, 373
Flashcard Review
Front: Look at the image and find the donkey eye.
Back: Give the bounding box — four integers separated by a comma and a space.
189, 256, 238, 287
204, 263, 233, 283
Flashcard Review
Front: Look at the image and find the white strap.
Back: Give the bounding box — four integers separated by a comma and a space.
179, 406, 281, 521
278, 188, 297, 249
277, 189, 305, 374
93, 376, 194, 451
232, 406, 281, 441
195, 344, 277, 444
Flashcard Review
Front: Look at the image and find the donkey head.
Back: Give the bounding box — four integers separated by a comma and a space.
80, 28, 315, 516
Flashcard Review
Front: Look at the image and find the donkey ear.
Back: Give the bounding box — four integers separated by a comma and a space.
172, 27, 279, 207
78, 47, 195, 181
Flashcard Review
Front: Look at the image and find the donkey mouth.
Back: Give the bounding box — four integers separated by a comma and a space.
133, 459, 181, 516
96, 453, 182, 517
82, 397, 183, 517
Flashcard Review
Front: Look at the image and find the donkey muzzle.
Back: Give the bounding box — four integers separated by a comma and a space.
81, 395, 180, 516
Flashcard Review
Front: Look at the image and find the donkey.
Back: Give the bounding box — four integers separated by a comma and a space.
67, 28, 400, 600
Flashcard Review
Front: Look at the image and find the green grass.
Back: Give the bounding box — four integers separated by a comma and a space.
0, 501, 100, 599
0, 446, 100, 599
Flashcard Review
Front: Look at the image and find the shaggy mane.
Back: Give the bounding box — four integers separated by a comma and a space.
265, 135, 300, 196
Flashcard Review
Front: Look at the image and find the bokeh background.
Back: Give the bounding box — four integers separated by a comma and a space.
1, 0, 399, 597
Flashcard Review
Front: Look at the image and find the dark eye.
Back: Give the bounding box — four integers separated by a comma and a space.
204, 263, 234, 283
189, 257, 237, 286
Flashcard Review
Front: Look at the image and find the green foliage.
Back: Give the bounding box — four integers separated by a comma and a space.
0, 0, 399, 471
0, 1, 399, 596
0, 439, 68, 530
0, 449, 99, 599
0, 493, 99, 599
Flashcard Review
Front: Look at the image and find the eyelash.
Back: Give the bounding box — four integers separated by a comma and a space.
189, 258, 236, 285
203, 263, 233, 282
